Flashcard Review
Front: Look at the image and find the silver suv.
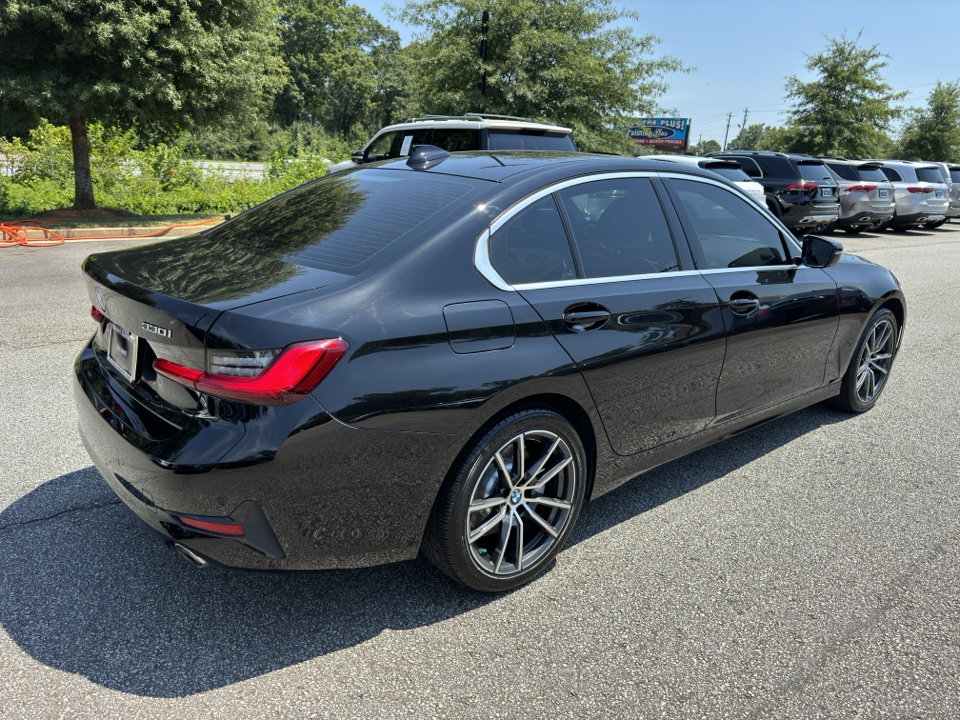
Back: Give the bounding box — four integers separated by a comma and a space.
864, 160, 950, 231
818, 157, 895, 234
326, 114, 576, 173
922, 161, 959, 226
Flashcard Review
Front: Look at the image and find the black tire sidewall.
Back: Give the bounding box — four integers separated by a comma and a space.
447, 410, 586, 592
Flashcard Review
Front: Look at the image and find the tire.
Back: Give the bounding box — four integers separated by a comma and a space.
842, 226, 863, 235
871, 219, 891, 232
422, 408, 587, 592
924, 219, 946, 229
823, 221, 837, 234
828, 308, 898, 413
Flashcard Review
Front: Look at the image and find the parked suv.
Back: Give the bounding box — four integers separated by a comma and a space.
707, 151, 839, 234
863, 160, 950, 231
646, 155, 765, 205
922, 161, 959, 225
818, 157, 895, 234
326, 114, 576, 173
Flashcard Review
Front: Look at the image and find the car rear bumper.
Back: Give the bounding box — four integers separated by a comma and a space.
780, 203, 840, 229
892, 210, 946, 227
74, 340, 466, 570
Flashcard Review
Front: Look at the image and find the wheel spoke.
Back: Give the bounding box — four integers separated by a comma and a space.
522, 504, 559, 538
469, 506, 506, 543
875, 323, 892, 350
872, 352, 892, 362
470, 496, 507, 513
493, 512, 513, 573
528, 496, 572, 510
856, 365, 869, 390
514, 512, 524, 572
523, 437, 561, 487
525, 456, 571, 490
869, 361, 888, 375
515, 434, 525, 481
494, 451, 514, 490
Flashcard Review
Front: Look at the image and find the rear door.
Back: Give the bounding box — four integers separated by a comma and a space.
661, 175, 840, 420
488, 174, 726, 456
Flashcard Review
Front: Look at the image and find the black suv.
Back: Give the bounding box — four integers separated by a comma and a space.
707, 151, 840, 234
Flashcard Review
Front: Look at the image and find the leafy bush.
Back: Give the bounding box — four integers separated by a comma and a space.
0, 120, 341, 216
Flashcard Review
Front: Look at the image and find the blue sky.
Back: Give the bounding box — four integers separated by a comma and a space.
352, 0, 960, 144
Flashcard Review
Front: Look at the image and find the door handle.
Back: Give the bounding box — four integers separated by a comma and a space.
562, 307, 610, 332
728, 294, 760, 314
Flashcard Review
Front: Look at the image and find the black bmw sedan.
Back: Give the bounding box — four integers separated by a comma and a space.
75, 148, 905, 592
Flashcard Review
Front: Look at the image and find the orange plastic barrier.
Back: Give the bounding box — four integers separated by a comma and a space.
0, 218, 220, 249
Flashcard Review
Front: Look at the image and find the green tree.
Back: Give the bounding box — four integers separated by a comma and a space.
725, 123, 767, 151
274, 0, 404, 136
396, 0, 689, 153
783, 31, 904, 158
0, 0, 282, 209
898, 81, 960, 162
689, 139, 720, 156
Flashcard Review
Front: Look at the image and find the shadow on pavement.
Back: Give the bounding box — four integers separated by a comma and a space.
0, 405, 847, 697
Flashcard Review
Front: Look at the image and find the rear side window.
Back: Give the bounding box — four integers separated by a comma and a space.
668, 178, 788, 270
827, 163, 859, 181
857, 166, 888, 182
487, 130, 576, 151
757, 157, 798, 178
917, 167, 945, 183
490, 196, 577, 284
881, 167, 904, 182
707, 165, 752, 182
431, 129, 481, 152
798, 163, 833, 182
556, 178, 679, 278
205, 171, 481, 274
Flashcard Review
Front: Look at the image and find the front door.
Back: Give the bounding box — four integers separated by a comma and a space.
662, 176, 840, 420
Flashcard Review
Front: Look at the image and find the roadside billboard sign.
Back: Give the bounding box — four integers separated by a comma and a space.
627, 118, 691, 151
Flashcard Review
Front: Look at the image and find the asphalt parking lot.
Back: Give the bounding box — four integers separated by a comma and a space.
1, 225, 958, 719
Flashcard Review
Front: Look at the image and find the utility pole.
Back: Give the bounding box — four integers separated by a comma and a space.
479, 9, 489, 111
722, 112, 732, 151
757, 123, 765, 149
698, 134, 702, 155
737, 108, 749, 149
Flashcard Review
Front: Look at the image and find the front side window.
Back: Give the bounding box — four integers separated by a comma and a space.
489, 196, 577, 284
556, 178, 679, 278
365, 132, 398, 161
669, 178, 789, 270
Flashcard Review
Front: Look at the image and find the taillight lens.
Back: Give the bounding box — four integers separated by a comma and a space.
907, 187, 935, 193
847, 184, 877, 192
91, 305, 104, 323
153, 338, 348, 405
784, 181, 819, 192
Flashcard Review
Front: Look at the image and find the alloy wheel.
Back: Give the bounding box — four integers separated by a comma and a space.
466, 430, 576, 576
856, 319, 895, 404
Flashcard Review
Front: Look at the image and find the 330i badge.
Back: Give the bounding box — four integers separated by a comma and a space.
75, 148, 905, 592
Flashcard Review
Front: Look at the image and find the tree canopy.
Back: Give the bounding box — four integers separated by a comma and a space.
396, 0, 689, 153
898, 81, 960, 163
782, 31, 905, 158
0, 0, 283, 208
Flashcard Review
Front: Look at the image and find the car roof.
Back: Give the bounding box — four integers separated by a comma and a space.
363, 150, 729, 184
864, 159, 940, 169
377, 114, 573, 135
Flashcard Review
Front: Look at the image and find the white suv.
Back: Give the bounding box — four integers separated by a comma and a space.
326, 114, 576, 173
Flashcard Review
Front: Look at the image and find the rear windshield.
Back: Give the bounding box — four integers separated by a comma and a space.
916, 167, 945, 183
202, 170, 483, 274
756, 157, 798, 178
827, 163, 859, 181
707, 165, 751, 182
857, 166, 888, 182
951, 170, 960, 183
797, 163, 834, 183
487, 130, 576, 151
881, 167, 903, 182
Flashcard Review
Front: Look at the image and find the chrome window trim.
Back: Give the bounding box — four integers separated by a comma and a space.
472, 170, 804, 292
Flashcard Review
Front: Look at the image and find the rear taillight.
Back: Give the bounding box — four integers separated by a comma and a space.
847, 185, 877, 192
153, 338, 348, 406
907, 187, 935, 193
91, 305, 104, 322
784, 181, 819, 192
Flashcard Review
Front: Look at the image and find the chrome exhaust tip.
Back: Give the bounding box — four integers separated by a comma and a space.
169, 541, 209, 568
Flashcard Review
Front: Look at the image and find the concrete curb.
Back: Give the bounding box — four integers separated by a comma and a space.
24, 224, 219, 242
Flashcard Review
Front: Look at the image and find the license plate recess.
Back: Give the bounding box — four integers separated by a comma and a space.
107, 322, 140, 382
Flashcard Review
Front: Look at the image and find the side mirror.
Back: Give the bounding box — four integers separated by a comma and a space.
351, 149, 363, 163
801, 235, 843, 268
